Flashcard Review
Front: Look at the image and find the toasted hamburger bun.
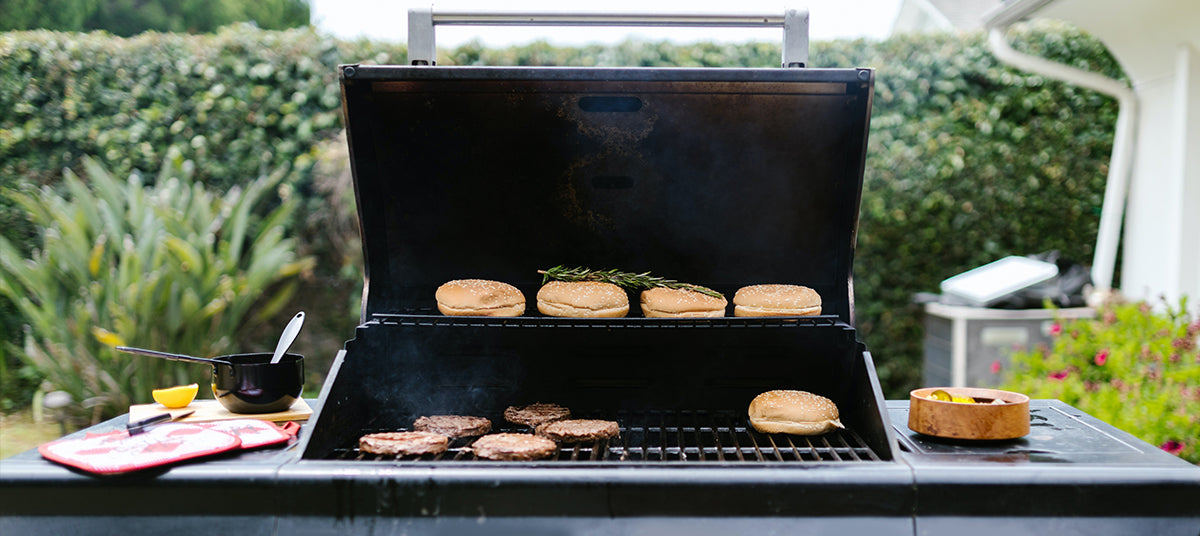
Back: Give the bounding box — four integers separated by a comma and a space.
748, 390, 844, 436
639, 287, 727, 318
436, 279, 525, 317
536, 281, 629, 318
732, 284, 822, 317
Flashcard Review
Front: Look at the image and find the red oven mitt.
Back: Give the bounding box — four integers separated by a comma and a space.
194, 419, 300, 449
38, 423, 242, 475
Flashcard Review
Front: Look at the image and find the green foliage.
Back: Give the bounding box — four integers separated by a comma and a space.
0, 0, 99, 33
852, 25, 1123, 395
0, 22, 1124, 401
999, 301, 1200, 464
0, 25, 391, 190
0, 157, 314, 423
0, 0, 309, 35
0, 26, 401, 409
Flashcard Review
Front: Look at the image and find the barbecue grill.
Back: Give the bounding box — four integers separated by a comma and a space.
2, 9, 1199, 536
299, 8, 886, 469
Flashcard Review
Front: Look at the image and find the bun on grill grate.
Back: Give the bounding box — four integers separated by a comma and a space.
732, 284, 822, 317
436, 279, 525, 316
748, 390, 844, 436
536, 281, 629, 318
639, 287, 727, 318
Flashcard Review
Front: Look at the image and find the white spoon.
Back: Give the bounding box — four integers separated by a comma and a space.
270, 311, 305, 364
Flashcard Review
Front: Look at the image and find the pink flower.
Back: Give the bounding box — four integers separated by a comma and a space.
1049, 323, 1063, 336
1049, 370, 1070, 380
990, 360, 1002, 374
1160, 441, 1185, 456
1102, 310, 1117, 324
1094, 350, 1109, 366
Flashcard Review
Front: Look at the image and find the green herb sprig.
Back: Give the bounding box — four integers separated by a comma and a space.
538, 265, 724, 299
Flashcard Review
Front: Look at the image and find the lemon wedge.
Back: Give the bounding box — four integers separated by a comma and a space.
152, 383, 198, 408
928, 390, 977, 403
928, 389, 953, 401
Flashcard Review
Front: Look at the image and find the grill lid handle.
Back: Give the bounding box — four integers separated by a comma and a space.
406, 8, 810, 68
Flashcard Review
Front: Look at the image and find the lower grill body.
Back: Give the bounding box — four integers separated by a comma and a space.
301, 316, 896, 464
2, 400, 1198, 536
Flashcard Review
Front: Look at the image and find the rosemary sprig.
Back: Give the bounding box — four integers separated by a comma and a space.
538, 265, 724, 299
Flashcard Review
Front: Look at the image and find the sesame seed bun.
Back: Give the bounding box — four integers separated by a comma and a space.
732, 284, 822, 317
536, 281, 629, 318
748, 390, 844, 436
436, 279, 526, 317
639, 287, 727, 318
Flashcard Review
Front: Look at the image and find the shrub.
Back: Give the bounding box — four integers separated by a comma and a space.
0, 157, 314, 423
999, 300, 1200, 464
0, 22, 1124, 400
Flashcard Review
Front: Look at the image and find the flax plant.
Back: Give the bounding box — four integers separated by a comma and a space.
0, 157, 314, 423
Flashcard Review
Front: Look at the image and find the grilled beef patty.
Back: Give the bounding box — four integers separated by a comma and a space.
504, 403, 571, 428
469, 433, 558, 461
413, 415, 492, 438
536, 419, 620, 443
359, 431, 449, 456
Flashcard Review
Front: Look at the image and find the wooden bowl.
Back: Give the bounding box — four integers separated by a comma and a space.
908, 387, 1030, 440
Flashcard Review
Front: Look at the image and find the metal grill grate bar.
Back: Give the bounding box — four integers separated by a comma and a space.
330, 409, 881, 464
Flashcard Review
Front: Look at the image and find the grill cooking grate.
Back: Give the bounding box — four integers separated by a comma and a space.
328, 410, 881, 464
369, 313, 843, 329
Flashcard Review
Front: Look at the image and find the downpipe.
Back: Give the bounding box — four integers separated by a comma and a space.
985, 24, 1137, 302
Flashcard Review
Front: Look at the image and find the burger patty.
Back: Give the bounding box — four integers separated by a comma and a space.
413, 415, 492, 438
469, 433, 558, 461
359, 431, 449, 456
536, 419, 621, 443
504, 403, 571, 428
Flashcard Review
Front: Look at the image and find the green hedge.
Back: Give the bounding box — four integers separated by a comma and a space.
1, 22, 1122, 401
0, 25, 405, 190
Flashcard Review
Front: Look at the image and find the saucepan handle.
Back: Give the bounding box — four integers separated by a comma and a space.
115, 346, 225, 365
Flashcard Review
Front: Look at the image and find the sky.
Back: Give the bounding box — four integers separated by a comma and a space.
308, 1, 905, 47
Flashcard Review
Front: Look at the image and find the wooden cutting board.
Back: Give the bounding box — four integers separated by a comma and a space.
128, 398, 312, 424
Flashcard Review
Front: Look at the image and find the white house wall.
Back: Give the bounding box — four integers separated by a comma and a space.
1037, 0, 1200, 305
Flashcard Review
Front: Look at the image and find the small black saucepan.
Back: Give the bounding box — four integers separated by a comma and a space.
116, 347, 304, 414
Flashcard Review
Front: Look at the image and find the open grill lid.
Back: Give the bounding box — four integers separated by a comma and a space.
339, 65, 874, 323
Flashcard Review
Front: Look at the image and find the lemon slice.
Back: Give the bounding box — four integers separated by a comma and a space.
152, 383, 198, 408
